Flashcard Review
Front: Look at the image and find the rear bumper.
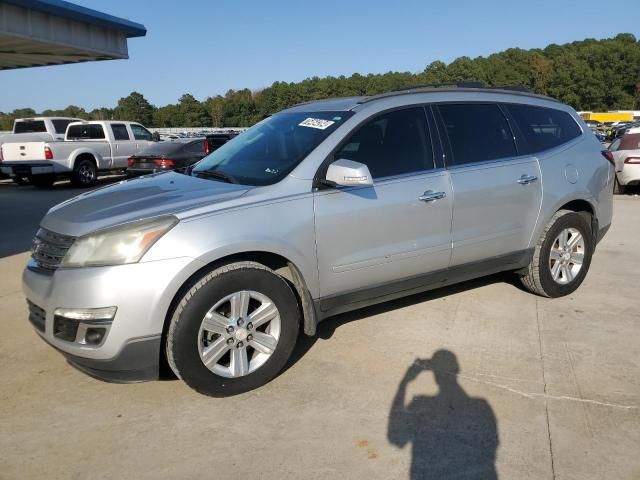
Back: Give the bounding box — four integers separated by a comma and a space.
1, 162, 55, 176
126, 167, 173, 177
619, 164, 640, 186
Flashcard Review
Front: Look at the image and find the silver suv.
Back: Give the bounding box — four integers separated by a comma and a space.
24, 87, 614, 396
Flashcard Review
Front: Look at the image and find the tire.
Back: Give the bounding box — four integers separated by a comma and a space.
613, 176, 626, 195
71, 158, 97, 187
30, 174, 55, 188
520, 210, 594, 298
12, 176, 29, 186
166, 261, 300, 397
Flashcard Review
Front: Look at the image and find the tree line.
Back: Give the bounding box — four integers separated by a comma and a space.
2, 33, 639, 130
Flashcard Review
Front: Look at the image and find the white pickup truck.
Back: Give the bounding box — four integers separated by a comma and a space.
0, 120, 157, 187
0, 117, 82, 184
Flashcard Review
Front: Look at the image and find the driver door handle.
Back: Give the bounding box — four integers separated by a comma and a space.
419, 190, 447, 202
517, 174, 538, 185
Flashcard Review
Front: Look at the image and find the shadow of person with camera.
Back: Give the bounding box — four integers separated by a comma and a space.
388, 350, 499, 479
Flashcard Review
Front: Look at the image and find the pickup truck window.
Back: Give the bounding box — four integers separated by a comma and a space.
131, 124, 153, 141
51, 120, 75, 135
67, 124, 106, 140
111, 124, 130, 140
14, 120, 46, 133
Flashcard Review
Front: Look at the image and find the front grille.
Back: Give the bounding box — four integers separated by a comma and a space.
27, 300, 46, 332
31, 228, 75, 271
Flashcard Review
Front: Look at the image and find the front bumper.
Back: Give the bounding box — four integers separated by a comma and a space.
23, 256, 202, 382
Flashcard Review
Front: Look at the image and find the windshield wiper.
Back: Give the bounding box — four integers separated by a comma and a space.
194, 169, 239, 184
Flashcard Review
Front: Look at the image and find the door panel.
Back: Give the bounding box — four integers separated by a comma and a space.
449, 157, 542, 266
314, 171, 453, 299
110, 124, 136, 168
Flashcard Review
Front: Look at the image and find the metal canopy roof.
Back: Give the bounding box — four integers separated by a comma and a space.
0, 0, 146, 70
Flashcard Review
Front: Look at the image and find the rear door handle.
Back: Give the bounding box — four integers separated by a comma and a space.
517, 174, 538, 185
419, 190, 447, 202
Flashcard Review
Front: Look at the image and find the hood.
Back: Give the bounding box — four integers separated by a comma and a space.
42, 172, 251, 237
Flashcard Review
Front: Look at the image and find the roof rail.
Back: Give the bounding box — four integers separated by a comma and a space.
356, 83, 559, 105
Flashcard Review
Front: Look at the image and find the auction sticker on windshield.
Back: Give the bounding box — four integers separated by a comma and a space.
298, 118, 335, 130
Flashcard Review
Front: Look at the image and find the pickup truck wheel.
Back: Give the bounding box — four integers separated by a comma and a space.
166, 261, 300, 397
71, 159, 97, 187
30, 175, 55, 188
520, 210, 593, 298
13, 176, 29, 186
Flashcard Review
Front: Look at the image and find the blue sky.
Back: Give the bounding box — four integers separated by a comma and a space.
2, 0, 638, 112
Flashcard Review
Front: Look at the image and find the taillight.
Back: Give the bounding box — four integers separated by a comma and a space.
153, 158, 174, 167
204, 138, 210, 155
127, 157, 135, 167
44, 145, 53, 160
624, 156, 640, 164
601, 150, 614, 165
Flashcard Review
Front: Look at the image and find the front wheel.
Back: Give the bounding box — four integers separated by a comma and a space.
166, 262, 300, 397
520, 210, 594, 298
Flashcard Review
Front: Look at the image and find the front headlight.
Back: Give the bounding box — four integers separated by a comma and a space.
61, 216, 178, 268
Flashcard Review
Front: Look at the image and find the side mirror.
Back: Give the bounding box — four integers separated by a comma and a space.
151, 131, 161, 142
325, 159, 373, 187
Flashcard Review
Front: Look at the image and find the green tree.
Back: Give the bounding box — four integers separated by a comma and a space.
114, 92, 154, 125
177, 94, 211, 127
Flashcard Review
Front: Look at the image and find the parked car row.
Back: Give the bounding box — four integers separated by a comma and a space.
0, 119, 238, 187
585, 119, 640, 142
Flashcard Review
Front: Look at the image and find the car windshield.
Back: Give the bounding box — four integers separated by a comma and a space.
192, 111, 353, 186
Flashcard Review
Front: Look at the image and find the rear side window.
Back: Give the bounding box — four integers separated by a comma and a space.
14, 120, 46, 133
335, 107, 433, 178
66, 124, 105, 140
507, 104, 581, 153
437, 103, 516, 166
51, 120, 76, 134
131, 124, 153, 141
111, 124, 130, 140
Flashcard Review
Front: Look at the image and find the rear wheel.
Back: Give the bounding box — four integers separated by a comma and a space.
613, 176, 626, 195
12, 176, 29, 186
30, 175, 55, 188
520, 210, 593, 298
166, 261, 300, 397
71, 159, 97, 187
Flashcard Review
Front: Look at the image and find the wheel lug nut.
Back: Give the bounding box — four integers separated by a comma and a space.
247, 334, 253, 341
247, 323, 253, 330
237, 341, 244, 348
226, 338, 234, 345
237, 319, 244, 327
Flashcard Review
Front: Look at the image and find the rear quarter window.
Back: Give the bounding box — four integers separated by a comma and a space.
506, 104, 582, 153
67, 124, 105, 140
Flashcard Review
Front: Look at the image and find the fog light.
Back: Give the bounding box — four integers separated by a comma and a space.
85, 327, 106, 345
52, 307, 116, 346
